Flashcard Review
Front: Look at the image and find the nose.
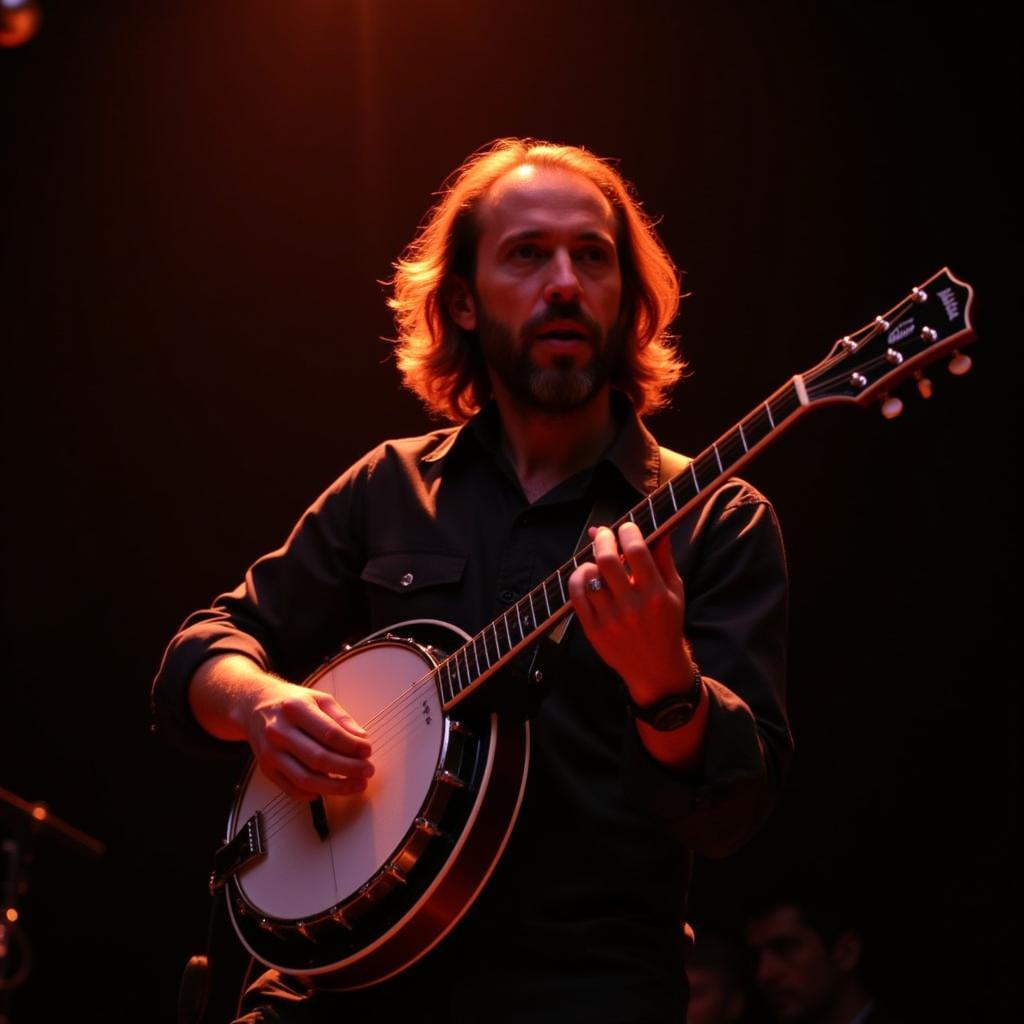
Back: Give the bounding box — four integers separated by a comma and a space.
543, 248, 581, 305
754, 951, 780, 987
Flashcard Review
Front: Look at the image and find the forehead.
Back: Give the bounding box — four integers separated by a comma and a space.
475, 165, 618, 246
746, 905, 811, 944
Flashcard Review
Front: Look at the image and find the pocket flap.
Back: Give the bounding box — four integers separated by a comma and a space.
360, 551, 466, 593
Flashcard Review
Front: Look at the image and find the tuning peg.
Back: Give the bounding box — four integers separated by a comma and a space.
948, 351, 972, 376
881, 395, 904, 419
914, 371, 933, 399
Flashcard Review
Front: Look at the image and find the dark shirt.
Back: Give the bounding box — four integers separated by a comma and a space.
152, 396, 792, 1022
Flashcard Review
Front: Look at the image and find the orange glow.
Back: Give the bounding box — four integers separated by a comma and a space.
0, 3, 42, 48
4, 908, 18, 923
31, 805, 47, 821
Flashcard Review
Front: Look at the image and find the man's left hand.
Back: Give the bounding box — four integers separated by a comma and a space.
568, 521, 696, 706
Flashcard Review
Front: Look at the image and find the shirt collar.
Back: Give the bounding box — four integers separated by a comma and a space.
420, 390, 661, 496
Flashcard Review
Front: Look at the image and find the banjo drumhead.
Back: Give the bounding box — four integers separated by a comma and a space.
232, 642, 444, 922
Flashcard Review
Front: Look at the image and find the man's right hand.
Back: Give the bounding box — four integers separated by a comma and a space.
189, 654, 373, 801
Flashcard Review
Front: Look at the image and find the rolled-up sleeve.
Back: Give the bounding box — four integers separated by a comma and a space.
622, 487, 792, 858
150, 455, 374, 757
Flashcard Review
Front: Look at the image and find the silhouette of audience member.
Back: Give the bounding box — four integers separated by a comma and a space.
743, 882, 897, 1024
685, 929, 746, 1024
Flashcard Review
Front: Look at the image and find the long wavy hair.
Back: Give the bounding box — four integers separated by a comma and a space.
388, 138, 684, 422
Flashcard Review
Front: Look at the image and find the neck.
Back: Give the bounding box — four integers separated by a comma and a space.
490, 382, 617, 503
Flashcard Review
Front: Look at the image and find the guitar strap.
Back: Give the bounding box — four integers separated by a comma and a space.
515, 445, 692, 718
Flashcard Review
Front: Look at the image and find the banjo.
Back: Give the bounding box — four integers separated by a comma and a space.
210, 268, 976, 988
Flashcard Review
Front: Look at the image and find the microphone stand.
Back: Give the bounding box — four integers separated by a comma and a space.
0, 785, 105, 1024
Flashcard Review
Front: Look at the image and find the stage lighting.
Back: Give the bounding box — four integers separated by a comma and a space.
0, 0, 42, 49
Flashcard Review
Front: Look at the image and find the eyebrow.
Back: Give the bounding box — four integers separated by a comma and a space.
499, 229, 615, 247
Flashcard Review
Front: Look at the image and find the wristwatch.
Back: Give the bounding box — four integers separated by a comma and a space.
627, 665, 704, 731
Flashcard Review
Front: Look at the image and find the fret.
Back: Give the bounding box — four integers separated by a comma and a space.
527, 591, 537, 627
628, 509, 636, 523
689, 461, 700, 493
462, 648, 472, 686
713, 442, 723, 474
492, 621, 501, 657
668, 479, 678, 511
441, 665, 452, 704
764, 400, 775, 429
514, 601, 524, 638
472, 640, 481, 675
480, 634, 492, 668
541, 582, 551, 617
556, 572, 566, 603
647, 494, 657, 529
453, 654, 463, 692
738, 422, 748, 452
503, 612, 512, 648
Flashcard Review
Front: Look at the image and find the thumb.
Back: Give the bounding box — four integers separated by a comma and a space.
314, 690, 369, 737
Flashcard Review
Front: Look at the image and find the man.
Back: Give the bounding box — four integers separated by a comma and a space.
153, 138, 792, 1022
685, 930, 747, 1024
744, 884, 894, 1024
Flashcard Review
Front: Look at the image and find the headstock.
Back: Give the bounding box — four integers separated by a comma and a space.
801, 268, 976, 417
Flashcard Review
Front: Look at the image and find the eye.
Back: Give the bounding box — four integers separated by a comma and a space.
508, 243, 544, 261
575, 245, 610, 263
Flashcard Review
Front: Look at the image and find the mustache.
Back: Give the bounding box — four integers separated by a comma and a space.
523, 303, 602, 340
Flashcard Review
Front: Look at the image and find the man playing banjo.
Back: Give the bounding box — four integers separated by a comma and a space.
153, 138, 791, 1022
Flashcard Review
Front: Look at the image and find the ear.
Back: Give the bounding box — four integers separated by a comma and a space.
832, 931, 863, 973
446, 275, 477, 331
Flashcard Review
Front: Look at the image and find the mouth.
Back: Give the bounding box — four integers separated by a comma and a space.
533, 320, 591, 343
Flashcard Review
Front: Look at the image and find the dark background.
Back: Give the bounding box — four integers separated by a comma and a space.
0, 1, 1013, 1020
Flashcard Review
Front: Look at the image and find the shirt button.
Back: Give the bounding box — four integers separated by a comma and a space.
500, 589, 515, 603
399, 572, 414, 587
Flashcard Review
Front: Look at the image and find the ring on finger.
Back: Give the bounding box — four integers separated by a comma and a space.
586, 577, 604, 594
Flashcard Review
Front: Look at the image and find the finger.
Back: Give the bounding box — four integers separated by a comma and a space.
263, 766, 318, 803
268, 750, 370, 799
313, 691, 372, 747
651, 533, 684, 597
568, 563, 601, 630
284, 697, 373, 758
591, 525, 631, 599
616, 521, 661, 591
267, 725, 375, 780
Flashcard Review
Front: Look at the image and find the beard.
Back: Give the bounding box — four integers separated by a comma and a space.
473, 299, 624, 413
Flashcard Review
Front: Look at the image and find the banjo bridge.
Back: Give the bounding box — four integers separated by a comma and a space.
308, 796, 330, 841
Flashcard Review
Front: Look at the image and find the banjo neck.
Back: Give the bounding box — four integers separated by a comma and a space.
435, 267, 975, 713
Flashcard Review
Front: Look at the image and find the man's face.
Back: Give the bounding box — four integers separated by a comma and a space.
745, 906, 845, 1022
686, 964, 745, 1024
452, 164, 625, 412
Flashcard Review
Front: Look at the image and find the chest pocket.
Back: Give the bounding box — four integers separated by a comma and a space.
360, 550, 467, 631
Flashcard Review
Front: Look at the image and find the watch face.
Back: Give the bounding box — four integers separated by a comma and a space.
631, 671, 702, 729
651, 701, 698, 731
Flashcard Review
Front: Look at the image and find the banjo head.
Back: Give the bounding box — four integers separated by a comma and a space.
230, 637, 447, 922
